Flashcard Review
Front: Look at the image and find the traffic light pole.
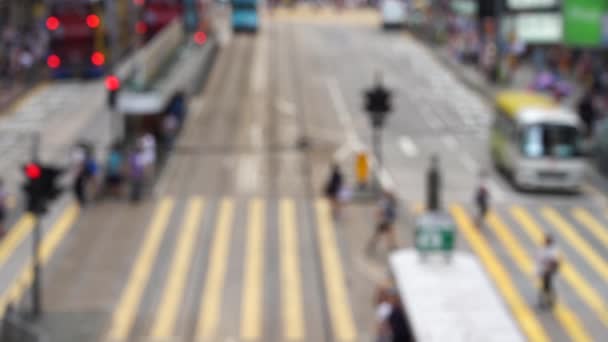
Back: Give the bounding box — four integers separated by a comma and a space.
31, 216, 41, 318
30, 132, 42, 319
371, 122, 384, 194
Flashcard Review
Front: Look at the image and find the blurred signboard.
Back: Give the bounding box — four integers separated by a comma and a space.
563, 0, 608, 47
512, 12, 562, 43
506, 0, 557, 10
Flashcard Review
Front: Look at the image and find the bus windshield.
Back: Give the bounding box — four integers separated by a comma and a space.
521, 124, 582, 158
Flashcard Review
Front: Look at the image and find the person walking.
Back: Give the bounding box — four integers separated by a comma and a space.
105, 143, 125, 198
128, 146, 146, 203
474, 171, 490, 228
537, 234, 560, 310
367, 191, 398, 253
577, 90, 596, 137
324, 164, 344, 218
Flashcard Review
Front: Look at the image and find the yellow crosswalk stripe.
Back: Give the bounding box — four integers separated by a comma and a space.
450, 205, 549, 342
0, 204, 80, 318
486, 212, 592, 342
280, 198, 305, 341
195, 198, 234, 340
151, 197, 204, 338
315, 199, 357, 342
240, 198, 266, 340
542, 207, 608, 282
572, 208, 608, 248
512, 206, 608, 327
107, 198, 174, 340
0, 214, 35, 268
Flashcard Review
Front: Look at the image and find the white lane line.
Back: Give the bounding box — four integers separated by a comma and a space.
442, 135, 458, 151
326, 77, 360, 148
236, 155, 259, 192
461, 154, 478, 173
275, 99, 296, 116
251, 30, 268, 93
398, 136, 418, 158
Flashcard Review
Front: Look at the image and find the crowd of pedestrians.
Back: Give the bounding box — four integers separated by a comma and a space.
0, 25, 48, 86
71, 132, 163, 206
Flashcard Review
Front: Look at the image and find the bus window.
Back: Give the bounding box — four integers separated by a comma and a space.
521, 124, 582, 158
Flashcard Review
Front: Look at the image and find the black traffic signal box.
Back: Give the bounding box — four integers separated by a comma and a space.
22, 163, 64, 215
365, 86, 392, 114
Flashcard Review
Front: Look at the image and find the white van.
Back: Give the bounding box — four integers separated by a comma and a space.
380, 0, 406, 29
491, 91, 586, 191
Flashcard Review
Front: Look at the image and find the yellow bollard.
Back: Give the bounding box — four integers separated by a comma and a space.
356, 152, 369, 189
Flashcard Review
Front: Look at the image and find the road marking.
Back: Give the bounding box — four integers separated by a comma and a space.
542, 207, 608, 282
151, 197, 203, 338
441, 135, 458, 151
450, 205, 549, 342
0, 214, 35, 268
196, 198, 234, 339
572, 208, 608, 248
315, 199, 357, 341
486, 212, 592, 342
0, 204, 80, 318
398, 136, 418, 158
107, 198, 174, 340
280, 198, 305, 340
511, 206, 608, 327
241, 198, 265, 340
236, 155, 259, 193
251, 30, 268, 93
326, 77, 360, 149
460, 154, 478, 173
275, 99, 296, 116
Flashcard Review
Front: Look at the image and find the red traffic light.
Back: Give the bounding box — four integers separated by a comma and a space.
194, 31, 207, 45
46, 16, 60, 31
105, 75, 121, 91
91, 51, 105, 66
47, 54, 61, 69
86, 14, 101, 29
25, 163, 41, 180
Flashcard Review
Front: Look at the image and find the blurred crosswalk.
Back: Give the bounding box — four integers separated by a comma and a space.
103, 196, 357, 342
431, 202, 608, 341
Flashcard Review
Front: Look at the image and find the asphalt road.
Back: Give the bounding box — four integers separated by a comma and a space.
6, 7, 607, 342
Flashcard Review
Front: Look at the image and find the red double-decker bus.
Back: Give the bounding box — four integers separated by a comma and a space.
45, 0, 107, 78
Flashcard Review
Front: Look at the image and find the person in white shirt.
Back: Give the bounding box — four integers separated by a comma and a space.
140, 133, 156, 178
537, 234, 560, 309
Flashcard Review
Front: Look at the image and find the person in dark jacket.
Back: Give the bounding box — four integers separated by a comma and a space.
577, 91, 595, 137
324, 164, 344, 218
